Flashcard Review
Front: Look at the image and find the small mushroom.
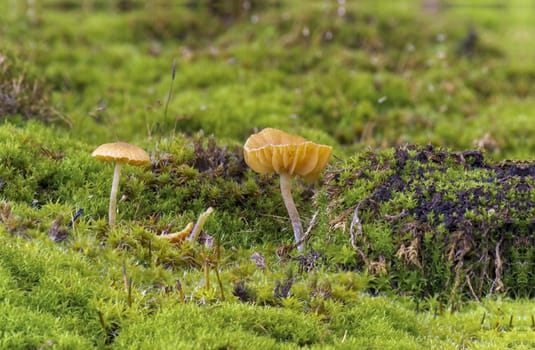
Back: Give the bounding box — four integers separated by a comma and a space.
243, 128, 332, 251
92, 142, 150, 225
161, 222, 194, 243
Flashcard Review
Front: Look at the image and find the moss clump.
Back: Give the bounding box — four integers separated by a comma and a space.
0, 122, 104, 209
140, 135, 318, 247
0, 230, 113, 348
0, 122, 531, 302
324, 145, 533, 301
0, 2, 534, 348
0, 122, 532, 349
0, 52, 66, 125
114, 303, 328, 349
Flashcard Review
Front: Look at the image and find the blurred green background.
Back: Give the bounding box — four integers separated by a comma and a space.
1, 0, 533, 160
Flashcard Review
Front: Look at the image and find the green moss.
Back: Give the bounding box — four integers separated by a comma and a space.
2, 1, 533, 159
0, 2, 534, 348
324, 145, 533, 300
0, 50, 63, 126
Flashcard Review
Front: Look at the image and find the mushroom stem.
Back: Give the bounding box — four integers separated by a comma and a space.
109, 162, 124, 225
279, 172, 304, 252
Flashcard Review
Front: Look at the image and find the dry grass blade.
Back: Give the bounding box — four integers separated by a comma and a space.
187, 207, 214, 243
493, 237, 504, 292
349, 201, 364, 249
291, 210, 319, 250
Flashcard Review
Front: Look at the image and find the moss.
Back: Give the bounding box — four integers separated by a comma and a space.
0, 231, 106, 347
0, 51, 65, 125
113, 303, 324, 349
0, 2, 534, 349
0, 303, 95, 349
323, 145, 533, 300
2, 1, 533, 159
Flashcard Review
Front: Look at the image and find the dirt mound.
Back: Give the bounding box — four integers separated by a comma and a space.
326, 145, 533, 301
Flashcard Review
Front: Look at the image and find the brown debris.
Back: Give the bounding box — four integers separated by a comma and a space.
49, 215, 69, 243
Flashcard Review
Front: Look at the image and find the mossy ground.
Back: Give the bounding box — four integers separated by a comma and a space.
0, 1, 534, 349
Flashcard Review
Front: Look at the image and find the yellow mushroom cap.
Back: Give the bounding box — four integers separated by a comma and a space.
243, 128, 332, 182
92, 142, 150, 166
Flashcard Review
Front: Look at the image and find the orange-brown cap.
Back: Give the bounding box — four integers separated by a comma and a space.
243, 128, 332, 182
92, 142, 150, 166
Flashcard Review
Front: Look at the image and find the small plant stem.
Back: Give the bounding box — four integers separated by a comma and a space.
128, 276, 133, 307
214, 244, 225, 301
187, 207, 214, 243
165, 58, 176, 133
214, 265, 225, 301
109, 162, 123, 226
203, 258, 210, 290
122, 260, 133, 307
176, 279, 185, 303
122, 259, 128, 291
97, 310, 107, 333
147, 240, 152, 267
279, 173, 304, 252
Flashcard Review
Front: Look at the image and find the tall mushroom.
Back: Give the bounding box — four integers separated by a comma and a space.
92, 142, 150, 225
243, 128, 332, 251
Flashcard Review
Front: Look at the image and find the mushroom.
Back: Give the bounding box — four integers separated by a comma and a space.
159, 207, 214, 244
243, 128, 332, 251
92, 142, 150, 225
161, 222, 194, 243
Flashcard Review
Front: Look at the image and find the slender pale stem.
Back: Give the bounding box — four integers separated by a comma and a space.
279, 172, 304, 252
188, 207, 214, 243
109, 162, 123, 225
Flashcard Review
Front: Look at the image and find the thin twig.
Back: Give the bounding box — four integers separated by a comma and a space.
356, 247, 369, 265
127, 276, 133, 307
349, 201, 364, 249
97, 310, 107, 333
291, 210, 319, 250
466, 274, 479, 302
188, 207, 214, 243
203, 257, 210, 290
68, 208, 84, 228
493, 237, 504, 292
176, 279, 185, 303
214, 238, 225, 301
122, 259, 128, 291
164, 58, 177, 133
214, 264, 225, 301
147, 240, 152, 267
384, 209, 407, 221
